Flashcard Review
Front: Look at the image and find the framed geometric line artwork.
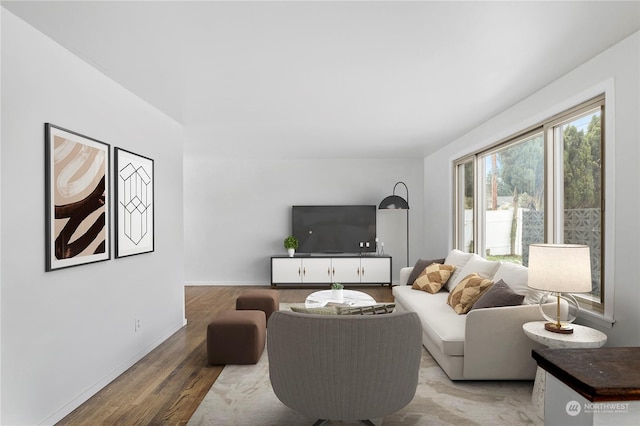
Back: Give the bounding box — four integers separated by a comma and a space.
45, 123, 111, 271
115, 148, 154, 258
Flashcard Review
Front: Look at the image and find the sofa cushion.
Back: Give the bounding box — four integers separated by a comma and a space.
392, 285, 465, 356
492, 262, 544, 305
406, 257, 446, 285
447, 273, 494, 314
446, 254, 501, 292
470, 279, 525, 310
412, 263, 455, 294
443, 250, 474, 291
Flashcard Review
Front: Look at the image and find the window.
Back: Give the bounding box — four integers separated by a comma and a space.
552, 105, 604, 310
480, 132, 545, 264
454, 95, 605, 314
454, 159, 475, 253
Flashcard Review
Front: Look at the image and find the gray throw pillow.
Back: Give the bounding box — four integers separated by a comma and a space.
406, 258, 445, 285
470, 279, 524, 310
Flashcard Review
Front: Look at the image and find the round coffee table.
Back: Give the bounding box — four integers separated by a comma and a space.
305, 289, 377, 308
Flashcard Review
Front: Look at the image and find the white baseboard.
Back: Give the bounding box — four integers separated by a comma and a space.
186, 281, 270, 287
41, 320, 185, 425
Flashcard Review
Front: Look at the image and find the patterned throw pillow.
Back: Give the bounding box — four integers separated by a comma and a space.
337, 303, 396, 315
447, 273, 494, 314
412, 263, 455, 293
290, 306, 339, 315
406, 258, 446, 285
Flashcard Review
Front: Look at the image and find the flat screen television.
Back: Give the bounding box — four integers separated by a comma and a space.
292, 205, 376, 254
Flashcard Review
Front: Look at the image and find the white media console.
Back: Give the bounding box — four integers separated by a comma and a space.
270, 255, 392, 288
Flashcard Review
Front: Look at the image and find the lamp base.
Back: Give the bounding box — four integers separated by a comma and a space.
539, 292, 580, 334
544, 322, 574, 334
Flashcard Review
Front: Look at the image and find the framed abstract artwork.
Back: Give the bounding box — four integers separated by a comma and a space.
45, 124, 111, 271
115, 148, 154, 258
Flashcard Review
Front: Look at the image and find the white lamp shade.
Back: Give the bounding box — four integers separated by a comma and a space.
528, 244, 592, 293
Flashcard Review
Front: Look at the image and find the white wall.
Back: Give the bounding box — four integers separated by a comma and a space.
1, 10, 185, 425
184, 157, 423, 285
0, 6, 3, 423
423, 32, 640, 346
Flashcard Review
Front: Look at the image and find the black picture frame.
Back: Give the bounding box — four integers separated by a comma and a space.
114, 147, 155, 258
45, 123, 111, 271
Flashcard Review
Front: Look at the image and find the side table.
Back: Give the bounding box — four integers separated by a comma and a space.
522, 321, 607, 419
532, 347, 640, 426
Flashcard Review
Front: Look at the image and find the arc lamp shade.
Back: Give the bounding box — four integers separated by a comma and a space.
378, 195, 409, 210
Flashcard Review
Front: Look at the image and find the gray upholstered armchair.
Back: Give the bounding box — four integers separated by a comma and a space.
267, 310, 422, 425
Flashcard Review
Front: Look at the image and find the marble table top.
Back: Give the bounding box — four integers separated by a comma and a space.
523, 321, 607, 349
305, 289, 376, 308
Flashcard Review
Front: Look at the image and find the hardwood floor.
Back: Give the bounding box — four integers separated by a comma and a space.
58, 285, 393, 425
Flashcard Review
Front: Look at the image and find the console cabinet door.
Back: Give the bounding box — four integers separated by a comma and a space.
359, 258, 391, 284
329, 258, 361, 283
301, 258, 332, 283
271, 258, 303, 283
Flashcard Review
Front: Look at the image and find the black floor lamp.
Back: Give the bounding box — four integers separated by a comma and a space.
378, 182, 409, 267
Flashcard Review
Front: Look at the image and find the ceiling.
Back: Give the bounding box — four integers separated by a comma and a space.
3, 1, 639, 159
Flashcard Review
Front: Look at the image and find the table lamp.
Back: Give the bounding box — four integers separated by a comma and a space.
527, 244, 592, 334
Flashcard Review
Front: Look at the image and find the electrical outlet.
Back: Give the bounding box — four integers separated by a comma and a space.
135, 317, 142, 332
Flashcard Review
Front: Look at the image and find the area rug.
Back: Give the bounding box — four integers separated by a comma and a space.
188, 304, 543, 425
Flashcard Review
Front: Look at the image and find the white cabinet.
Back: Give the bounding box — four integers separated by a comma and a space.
271, 257, 332, 284
271, 258, 302, 283
303, 258, 333, 282
329, 258, 361, 283
271, 256, 391, 287
359, 257, 392, 283
330, 257, 391, 284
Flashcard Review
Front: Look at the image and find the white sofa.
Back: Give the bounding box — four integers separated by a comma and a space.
392, 249, 547, 381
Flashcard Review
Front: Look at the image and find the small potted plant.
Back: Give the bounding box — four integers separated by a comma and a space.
331, 282, 344, 301
284, 236, 299, 257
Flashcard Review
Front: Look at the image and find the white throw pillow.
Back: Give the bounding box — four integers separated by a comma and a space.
492, 262, 545, 305
443, 250, 474, 291
446, 254, 500, 292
